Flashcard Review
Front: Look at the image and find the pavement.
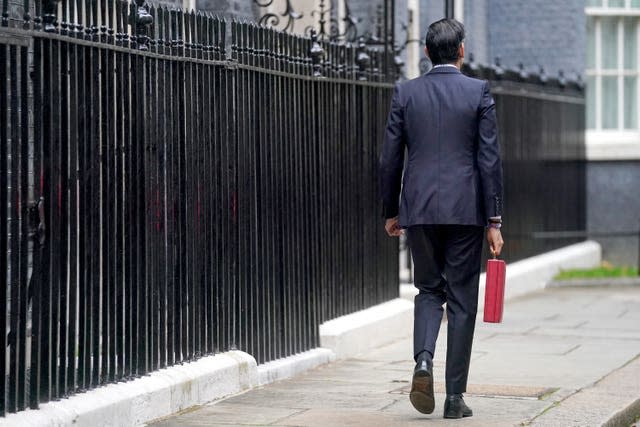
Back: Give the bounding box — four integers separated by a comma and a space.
147, 285, 640, 427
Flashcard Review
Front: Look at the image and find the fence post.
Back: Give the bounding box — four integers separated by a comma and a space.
356, 37, 369, 81
133, 0, 153, 51
309, 29, 324, 77
1, 0, 8, 26
42, 0, 60, 32
393, 45, 404, 81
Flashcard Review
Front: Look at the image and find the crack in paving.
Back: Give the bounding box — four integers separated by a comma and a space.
617, 308, 629, 318
559, 344, 581, 355
270, 408, 310, 426
479, 332, 499, 341
379, 399, 400, 411
571, 320, 589, 329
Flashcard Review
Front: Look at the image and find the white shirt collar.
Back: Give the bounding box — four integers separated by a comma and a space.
432, 64, 459, 69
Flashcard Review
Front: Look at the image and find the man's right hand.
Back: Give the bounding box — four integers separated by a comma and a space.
487, 228, 504, 257
385, 217, 404, 237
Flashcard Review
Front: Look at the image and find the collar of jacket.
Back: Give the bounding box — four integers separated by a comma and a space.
427, 66, 461, 75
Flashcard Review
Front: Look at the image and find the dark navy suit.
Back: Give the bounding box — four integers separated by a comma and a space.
379, 66, 503, 395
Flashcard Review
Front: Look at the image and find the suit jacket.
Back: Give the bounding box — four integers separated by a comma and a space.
379, 66, 503, 227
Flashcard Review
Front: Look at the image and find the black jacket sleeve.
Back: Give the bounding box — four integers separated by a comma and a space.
379, 84, 406, 219
477, 81, 504, 220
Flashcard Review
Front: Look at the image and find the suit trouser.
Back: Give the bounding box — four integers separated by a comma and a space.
407, 224, 484, 395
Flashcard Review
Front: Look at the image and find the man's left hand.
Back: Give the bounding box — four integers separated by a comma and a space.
487, 227, 504, 257
385, 217, 404, 237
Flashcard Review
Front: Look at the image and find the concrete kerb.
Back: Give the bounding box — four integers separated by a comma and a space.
0, 297, 410, 427
400, 240, 603, 311
531, 354, 640, 426
0, 348, 337, 427
605, 397, 640, 427
257, 348, 335, 386
319, 298, 414, 359
0, 351, 258, 427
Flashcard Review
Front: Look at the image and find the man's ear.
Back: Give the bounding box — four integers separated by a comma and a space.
458, 43, 465, 60
424, 47, 431, 60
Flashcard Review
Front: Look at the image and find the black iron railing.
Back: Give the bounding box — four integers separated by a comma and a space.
484, 79, 587, 263
0, 0, 398, 416
467, 59, 586, 263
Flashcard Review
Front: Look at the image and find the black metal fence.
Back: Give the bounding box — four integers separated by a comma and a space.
0, 0, 398, 415
463, 60, 587, 263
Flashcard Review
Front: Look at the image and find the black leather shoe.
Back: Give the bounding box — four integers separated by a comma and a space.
409, 353, 434, 414
443, 394, 473, 419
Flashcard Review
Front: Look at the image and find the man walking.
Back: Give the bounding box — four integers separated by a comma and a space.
379, 19, 504, 419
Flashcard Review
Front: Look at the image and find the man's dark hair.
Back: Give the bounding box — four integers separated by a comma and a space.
425, 19, 465, 65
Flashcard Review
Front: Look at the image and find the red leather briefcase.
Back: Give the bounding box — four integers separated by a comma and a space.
484, 258, 506, 323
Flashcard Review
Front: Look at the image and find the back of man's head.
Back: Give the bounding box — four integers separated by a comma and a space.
425, 19, 465, 65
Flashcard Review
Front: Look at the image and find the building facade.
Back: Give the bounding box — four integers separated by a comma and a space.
584, 0, 640, 266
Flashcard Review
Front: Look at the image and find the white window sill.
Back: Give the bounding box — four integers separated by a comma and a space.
586, 7, 640, 16
586, 130, 640, 160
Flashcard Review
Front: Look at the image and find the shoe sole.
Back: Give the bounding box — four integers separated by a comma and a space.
409, 370, 435, 414
443, 413, 473, 419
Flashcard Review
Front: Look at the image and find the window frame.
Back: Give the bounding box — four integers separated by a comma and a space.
585, 3, 640, 159
586, 10, 640, 131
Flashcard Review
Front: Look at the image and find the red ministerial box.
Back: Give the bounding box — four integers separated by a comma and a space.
484, 258, 506, 323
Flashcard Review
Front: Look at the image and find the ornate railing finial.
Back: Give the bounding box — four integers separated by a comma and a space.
493, 56, 504, 80
356, 37, 370, 81
575, 72, 584, 90
558, 69, 566, 88
517, 62, 528, 81
1, 6, 8, 27
134, 0, 154, 51
309, 29, 324, 77
538, 65, 548, 84
42, 0, 61, 32
393, 46, 405, 81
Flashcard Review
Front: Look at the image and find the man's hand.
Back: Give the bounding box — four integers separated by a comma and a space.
385, 217, 404, 237
486, 227, 504, 257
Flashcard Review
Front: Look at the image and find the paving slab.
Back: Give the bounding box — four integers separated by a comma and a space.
530, 355, 640, 426
150, 403, 304, 426
147, 286, 640, 426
